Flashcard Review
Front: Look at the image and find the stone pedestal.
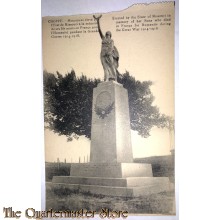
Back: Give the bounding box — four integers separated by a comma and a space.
90, 81, 133, 163
69, 163, 153, 178
52, 81, 172, 197
52, 162, 171, 197
52, 175, 171, 197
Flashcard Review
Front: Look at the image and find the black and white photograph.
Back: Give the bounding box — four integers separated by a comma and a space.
42, 0, 176, 216
3, 0, 220, 219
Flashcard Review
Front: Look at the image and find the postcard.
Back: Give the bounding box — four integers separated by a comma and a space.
42, 1, 176, 217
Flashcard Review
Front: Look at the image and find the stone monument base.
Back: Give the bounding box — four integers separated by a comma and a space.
52, 163, 172, 197
70, 163, 153, 178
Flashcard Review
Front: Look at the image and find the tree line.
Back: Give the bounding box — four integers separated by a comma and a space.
43, 69, 173, 141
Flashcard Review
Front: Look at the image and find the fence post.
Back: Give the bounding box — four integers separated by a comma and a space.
57, 158, 60, 170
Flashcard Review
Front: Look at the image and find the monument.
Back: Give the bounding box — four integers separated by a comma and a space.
52, 15, 171, 197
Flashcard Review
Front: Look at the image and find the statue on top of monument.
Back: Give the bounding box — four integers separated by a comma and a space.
93, 15, 119, 82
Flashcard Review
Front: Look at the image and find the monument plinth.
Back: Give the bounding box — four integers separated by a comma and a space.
52, 81, 172, 197
90, 81, 133, 163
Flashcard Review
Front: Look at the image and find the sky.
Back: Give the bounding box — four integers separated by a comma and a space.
42, 2, 175, 162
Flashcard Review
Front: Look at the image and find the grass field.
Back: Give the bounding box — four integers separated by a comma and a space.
46, 182, 175, 215
45, 162, 71, 182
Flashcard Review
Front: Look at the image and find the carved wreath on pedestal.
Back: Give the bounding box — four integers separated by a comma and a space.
95, 91, 114, 119
95, 102, 114, 119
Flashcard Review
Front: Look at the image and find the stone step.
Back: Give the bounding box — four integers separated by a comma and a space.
70, 163, 153, 178
51, 178, 172, 197
52, 176, 169, 187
